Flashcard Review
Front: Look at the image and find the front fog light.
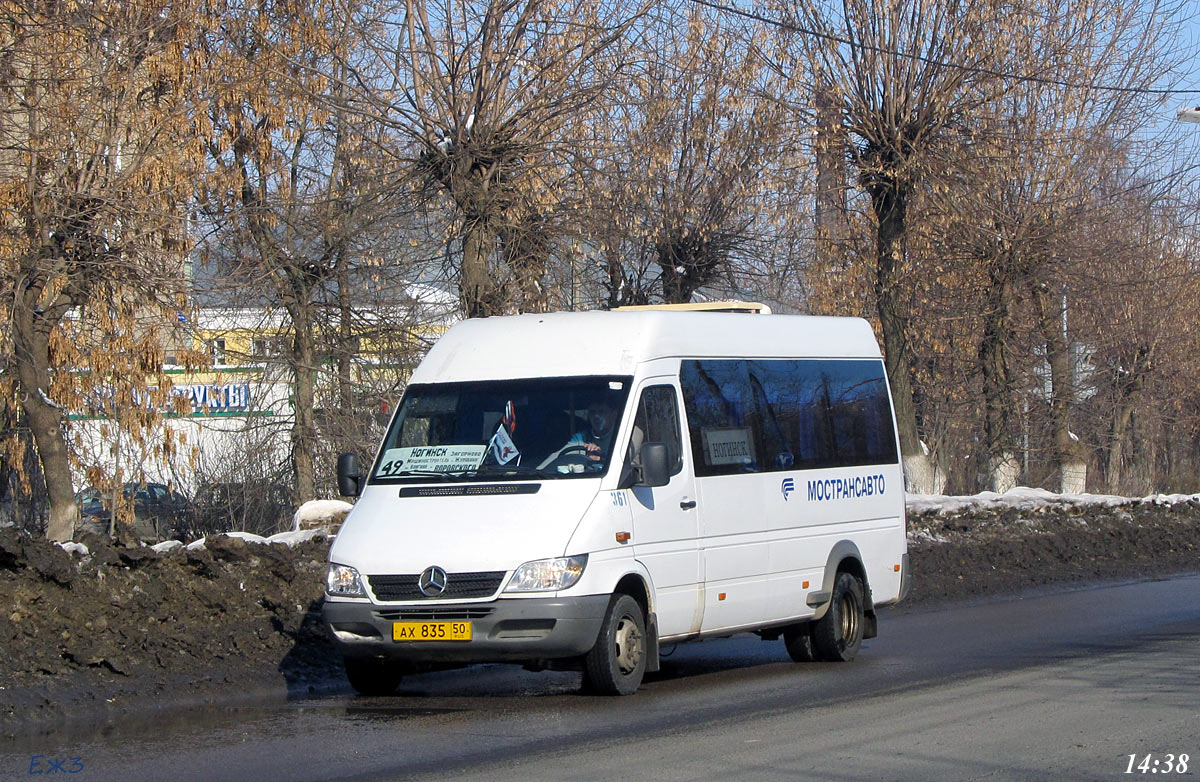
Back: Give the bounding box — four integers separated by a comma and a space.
505, 555, 588, 592
326, 563, 365, 597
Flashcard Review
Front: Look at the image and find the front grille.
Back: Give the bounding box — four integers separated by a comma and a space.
368, 571, 506, 601
375, 606, 496, 621
399, 484, 540, 497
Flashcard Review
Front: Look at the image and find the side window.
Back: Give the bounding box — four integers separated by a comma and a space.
681, 360, 759, 477
682, 358, 898, 476
630, 385, 683, 475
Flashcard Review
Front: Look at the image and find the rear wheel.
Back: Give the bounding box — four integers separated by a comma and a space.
344, 657, 406, 696
582, 594, 646, 695
812, 571, 865, 662
783, 621, 820, 662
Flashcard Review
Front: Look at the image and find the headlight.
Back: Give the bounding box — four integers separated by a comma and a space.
504, 555, 588, 592
326, 563, 365, 597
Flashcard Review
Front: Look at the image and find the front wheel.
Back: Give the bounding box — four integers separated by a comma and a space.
811, 571, 865, 662
582, 594, 646, 695
344, 657, 406, 696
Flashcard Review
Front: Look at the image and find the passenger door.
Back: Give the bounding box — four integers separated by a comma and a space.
678, 360, 772, 632
625, 382, 702, 638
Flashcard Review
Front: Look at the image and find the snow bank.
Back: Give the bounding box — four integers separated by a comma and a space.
56, 541, 89, 557
223, 531, 269, 544
155, 527, 331, 552
266, 528, 329, 547
128, 498, 350, 552
292, 499, 353, 531
907, 486, 1200, 515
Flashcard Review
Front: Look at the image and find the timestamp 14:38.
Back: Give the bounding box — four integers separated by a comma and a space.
1126, 754, 1189, 774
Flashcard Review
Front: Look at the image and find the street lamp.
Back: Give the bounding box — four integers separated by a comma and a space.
1177, 106, 1200, 123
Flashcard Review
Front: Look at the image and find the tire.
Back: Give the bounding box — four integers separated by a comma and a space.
582, 594, 647, 695
812, 571, 865, 662
783, 621, 820, 662
344, 657, 405, 696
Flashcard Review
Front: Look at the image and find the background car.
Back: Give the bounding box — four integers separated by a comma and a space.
122, 482, 194, 539
75, 483, 194, 540
74, 487, 113, 536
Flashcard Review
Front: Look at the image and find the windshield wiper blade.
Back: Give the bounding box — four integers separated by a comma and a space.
461, 464, 545, 479
382, 470, 458, 481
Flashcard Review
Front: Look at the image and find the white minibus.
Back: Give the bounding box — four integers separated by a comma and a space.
323, 310, 909, 695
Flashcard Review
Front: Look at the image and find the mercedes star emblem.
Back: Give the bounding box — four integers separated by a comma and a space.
418, 566, 448, 597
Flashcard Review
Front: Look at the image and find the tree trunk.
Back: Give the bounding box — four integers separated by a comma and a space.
1106, 346, 1152, 493
289, 301, 317, 502
460, 221, 497, 318
12, 310, 76, 541
869, 179, 933, 491
1032, 282, 1082, 492
979, 261, 1019, 492
507, 250, 549, 313
659, 256, 693, 304
334, 263, 361, 457
336, 264, 355, 413
813, 74, 845, 270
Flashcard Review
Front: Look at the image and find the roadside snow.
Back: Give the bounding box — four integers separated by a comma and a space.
147, 523, 332, 552
53, 488, 1200, 552
907, 486, 1200, 515
224, 531, 269, 544
267, 528, 329, 547
292, 499, 353, 531
56, 541, 89, 557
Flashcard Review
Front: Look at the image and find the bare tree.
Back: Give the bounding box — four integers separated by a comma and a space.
942, 0, 1184, 491
582, 4, 799, 307
781, 0, 1017, 491
200, 0, 416, 500
0, 0, 204, 539
335, 0, 647, 317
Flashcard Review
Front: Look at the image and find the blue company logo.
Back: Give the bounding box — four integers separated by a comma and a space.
781, 477, 795, 501
808, 474, 886, 501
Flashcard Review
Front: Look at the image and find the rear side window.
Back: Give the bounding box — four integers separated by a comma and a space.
680, 359, 898, 477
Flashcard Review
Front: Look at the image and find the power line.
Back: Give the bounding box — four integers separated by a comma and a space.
688, 0, 1200, 97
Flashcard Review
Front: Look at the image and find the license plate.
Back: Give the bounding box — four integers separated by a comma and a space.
392, 621, 472, 642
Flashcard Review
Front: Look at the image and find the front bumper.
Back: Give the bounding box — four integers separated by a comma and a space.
322, 594, 610, 663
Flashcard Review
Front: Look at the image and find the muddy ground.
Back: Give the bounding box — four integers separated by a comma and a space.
1, 497, 1198, 732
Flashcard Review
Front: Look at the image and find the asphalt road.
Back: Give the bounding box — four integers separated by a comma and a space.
4, 574, 1198, 781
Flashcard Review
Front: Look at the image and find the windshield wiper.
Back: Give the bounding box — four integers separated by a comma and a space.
377, 470, 458, 481
460, 464, 546, 479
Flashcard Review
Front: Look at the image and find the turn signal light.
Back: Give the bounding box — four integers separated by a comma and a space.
615, 531, 631, 543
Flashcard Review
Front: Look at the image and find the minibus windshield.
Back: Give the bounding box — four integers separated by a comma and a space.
370, 376, 633, 483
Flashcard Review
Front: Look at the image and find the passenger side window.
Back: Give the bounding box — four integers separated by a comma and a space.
680, 358, 898, 477
629, 385, 683, 476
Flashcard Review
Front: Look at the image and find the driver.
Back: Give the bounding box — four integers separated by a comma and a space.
570, 400, 618, 461
539, 399, 619, 470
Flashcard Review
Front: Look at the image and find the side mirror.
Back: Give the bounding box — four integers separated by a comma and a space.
337, 452, 363, 497
638, 442, 670, 488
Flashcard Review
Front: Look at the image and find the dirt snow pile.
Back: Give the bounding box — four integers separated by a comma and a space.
905, 489, 1200, 602
0, 489, 1198, 727
0, 529, 339, 726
